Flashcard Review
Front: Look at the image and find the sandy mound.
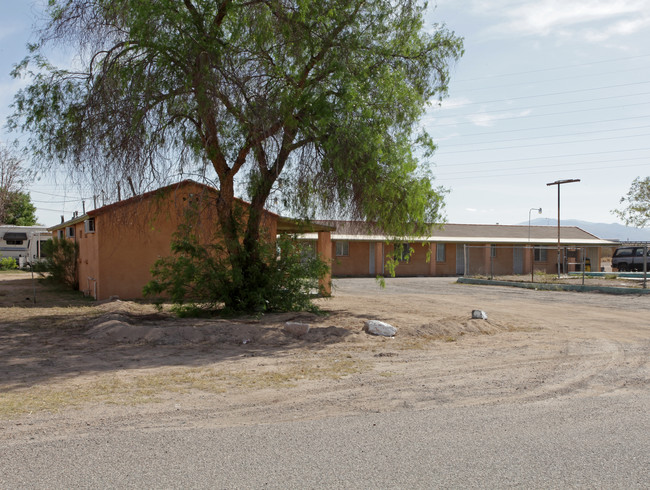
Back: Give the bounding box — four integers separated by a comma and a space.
85, 300, 512, 346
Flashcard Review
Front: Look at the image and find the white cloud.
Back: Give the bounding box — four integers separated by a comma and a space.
582, 16, 650, 42
466, 0, 650, 43
466, 109, 532, 127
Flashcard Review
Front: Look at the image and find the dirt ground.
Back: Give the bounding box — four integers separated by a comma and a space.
1, 271, 649, 442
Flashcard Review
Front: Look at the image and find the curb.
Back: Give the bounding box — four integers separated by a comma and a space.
456, 277, 650, 295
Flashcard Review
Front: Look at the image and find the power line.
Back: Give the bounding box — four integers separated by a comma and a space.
437, 131, 649, 154
437, 161, 649, 182
434, 147, 650, 167
431, 100, 650, 127
455, 66, 649, 94
439, 124, 650, 148
452, 53, 650, 83
440, 80, 650, 107
435, 155, 649, 177
435, 114, 650, 146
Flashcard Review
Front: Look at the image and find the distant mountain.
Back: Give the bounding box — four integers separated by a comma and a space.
524, 219, 650, 242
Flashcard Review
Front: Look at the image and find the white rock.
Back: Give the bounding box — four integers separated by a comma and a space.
284, 322, 311, 337
472, 310, 488, 320
364, 320, 397, 337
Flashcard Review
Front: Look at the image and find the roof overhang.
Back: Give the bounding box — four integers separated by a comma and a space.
2, 232, 28, 241
277, 217, 336, 234
48, 214, 89, 232
295, 233, 616, 246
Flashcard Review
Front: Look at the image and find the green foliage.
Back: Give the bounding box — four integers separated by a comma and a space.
144, 223, 329, 314
1, 191, 38, 226
40, 238, 79, 289
12, 1, 462, 310
614, 177, 650, 228
0, 256, 18, 270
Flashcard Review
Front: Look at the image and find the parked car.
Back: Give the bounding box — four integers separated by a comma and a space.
611, 246, 650, 272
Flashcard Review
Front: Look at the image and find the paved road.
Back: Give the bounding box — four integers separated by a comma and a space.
2, 393, 648, 489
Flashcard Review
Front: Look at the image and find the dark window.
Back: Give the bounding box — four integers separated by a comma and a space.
5, 240, 23, 245
534, 247, 548, 262
396, 243, 411, 262
436, 243, 446, 262
614, 248, 633, 257
84, 218, 96, 233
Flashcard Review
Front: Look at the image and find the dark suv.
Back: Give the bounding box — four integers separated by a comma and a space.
611, 246, 650, 272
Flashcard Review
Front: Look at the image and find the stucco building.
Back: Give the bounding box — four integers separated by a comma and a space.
49, 180, 332, 300
301, 221, 615, 278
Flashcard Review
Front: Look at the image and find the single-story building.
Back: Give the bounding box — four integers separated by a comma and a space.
48, 180, 333, 300
48, 180, 617, 299
299, 221, 617, 277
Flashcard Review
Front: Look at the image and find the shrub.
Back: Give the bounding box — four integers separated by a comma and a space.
0, 256, 18, 270
39, 238, 79, 289
144, 225, 329, 314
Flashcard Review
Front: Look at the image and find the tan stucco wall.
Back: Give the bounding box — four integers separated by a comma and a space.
332, 241, 372, 276
88, 182, 277, 300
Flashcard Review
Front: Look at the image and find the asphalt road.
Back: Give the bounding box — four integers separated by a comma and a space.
2, 393, 648, 489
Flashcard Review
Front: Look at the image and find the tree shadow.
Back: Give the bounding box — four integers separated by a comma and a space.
0, 306, 359, 391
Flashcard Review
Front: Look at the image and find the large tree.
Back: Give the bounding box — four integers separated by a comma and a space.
614, 177, 650, 228
11, 0, 462, 309
0, 145, 31, 224
2, 191, 38, 226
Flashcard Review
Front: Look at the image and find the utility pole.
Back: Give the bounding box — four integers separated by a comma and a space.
546, 179, 580, 278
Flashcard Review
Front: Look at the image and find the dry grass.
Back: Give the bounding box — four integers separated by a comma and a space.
0, 357, 368, 418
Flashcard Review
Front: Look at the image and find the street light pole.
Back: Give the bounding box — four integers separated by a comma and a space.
546, 179, 580, 278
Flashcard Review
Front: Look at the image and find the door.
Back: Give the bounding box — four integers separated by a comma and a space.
513, 247, 524, 275
456, 244, 465, 275
369, 243, 376, 275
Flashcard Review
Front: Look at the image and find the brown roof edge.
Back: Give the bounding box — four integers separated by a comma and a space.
85, 179, 281, 219
47, 214, 89, 232
277, 217, 336, 233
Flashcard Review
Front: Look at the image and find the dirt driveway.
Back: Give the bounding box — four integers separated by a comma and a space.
1, 273, 648, 441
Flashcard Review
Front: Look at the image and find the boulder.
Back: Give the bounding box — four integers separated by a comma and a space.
471, 310, 488, 320
364, 320, 397, 337
284, 322, 311, 338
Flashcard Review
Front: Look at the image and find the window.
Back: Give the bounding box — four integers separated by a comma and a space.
534, 246, 548, 262
436, 243, 446, 262
490, 245, 497, 257
84, 218, 96, 233
38, 240, 49, 258
2, 232, 27, 244
66, 226, 75, 238
397, 243, 412, 262
57, 230, 64, 240
335, 241, 349, 257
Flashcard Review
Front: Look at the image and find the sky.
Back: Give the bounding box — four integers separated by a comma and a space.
0, 0, 649, 228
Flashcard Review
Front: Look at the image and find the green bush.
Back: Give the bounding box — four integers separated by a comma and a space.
39, 238, 79, 289
144, 225, 329, 315
0, 256, 18, 270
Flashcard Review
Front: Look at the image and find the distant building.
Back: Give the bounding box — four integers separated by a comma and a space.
298, 221, 616, 277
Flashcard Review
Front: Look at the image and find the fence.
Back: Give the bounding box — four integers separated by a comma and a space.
462, 244, 647, 289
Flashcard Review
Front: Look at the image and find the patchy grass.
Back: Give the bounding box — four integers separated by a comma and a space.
0, 357, 368, 418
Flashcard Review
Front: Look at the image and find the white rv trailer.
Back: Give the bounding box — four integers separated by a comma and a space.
0, 225, 50, 267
